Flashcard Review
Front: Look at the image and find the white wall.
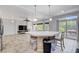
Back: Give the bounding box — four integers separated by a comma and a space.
49, 19, 58, 31
3, 19, 27, 35
27, 22, 33, 31
3, 19, 16, 35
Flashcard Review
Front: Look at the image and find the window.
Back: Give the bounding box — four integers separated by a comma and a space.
59, 20, 77, 39
33, 22, 49, 31
36, 23, 44, 31
59, 21, 66, 32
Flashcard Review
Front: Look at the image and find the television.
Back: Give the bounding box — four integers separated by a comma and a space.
19, 25, 27, 31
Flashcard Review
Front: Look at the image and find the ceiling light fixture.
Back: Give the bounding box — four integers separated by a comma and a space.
48, 5, 52, 21
34, 18, 37, 21
49, 18, 52, 21
33, 5, 38, 21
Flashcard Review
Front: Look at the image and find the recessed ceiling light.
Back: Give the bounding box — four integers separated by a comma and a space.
49, 18, 52, 21
34, 18, 38, 21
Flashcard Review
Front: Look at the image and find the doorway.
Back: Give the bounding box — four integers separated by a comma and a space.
59, 20, 77, 40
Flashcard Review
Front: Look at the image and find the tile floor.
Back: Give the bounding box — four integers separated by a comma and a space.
0, 34, 77, 53
51, 38, 77, 53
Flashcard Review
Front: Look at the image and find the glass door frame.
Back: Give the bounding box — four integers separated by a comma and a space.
58, 19, 77, 39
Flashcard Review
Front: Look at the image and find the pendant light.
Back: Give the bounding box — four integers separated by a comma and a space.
48, 5, 52, 21
34, 5, 38, 21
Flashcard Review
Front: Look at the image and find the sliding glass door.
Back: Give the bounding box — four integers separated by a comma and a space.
59, 20, 77, 39
66, 20, 77, 39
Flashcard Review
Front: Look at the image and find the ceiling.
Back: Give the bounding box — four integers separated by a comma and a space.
0, 5, 79, 21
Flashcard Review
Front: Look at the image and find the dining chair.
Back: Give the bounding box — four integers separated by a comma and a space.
55, 32, 65, 51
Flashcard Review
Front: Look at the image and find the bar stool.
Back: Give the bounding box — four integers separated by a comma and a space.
55, 32, 65, 51
30, 36, 37, 51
